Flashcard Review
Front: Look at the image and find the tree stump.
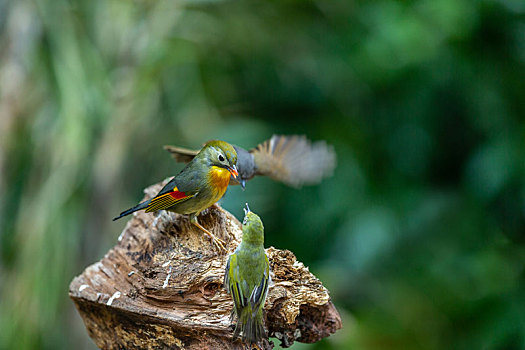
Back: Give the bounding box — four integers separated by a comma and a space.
69, 181, 342, 349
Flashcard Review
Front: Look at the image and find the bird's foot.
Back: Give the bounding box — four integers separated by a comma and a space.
249, 343, 262, 350
190, 215, 226, 251
209, 233, 227, 251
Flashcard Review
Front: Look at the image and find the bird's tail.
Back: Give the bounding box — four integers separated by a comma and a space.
233, 307, 266, 344
112, 200, 151, 221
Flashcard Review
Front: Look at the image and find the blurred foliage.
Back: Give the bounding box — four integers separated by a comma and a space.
1, 0, 525, 349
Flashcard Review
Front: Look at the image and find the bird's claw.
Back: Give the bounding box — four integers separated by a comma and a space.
210, 235, 227, 251
190, 215, 227, 252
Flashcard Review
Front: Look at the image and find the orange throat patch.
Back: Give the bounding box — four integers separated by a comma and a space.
208, 166, 231, 196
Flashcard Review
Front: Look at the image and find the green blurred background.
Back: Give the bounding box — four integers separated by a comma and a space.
1, 0, 525, 349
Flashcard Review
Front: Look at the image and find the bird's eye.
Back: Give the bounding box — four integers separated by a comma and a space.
218, 154, 225, 162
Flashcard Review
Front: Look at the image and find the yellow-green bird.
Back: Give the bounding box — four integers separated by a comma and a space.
164, 134, 336, 189
113, 140, 239, 250
224, 204, 270, 344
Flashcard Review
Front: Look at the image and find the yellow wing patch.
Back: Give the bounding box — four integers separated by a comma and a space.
145, 187, 192, 213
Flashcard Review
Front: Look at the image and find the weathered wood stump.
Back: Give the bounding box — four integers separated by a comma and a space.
69, 181, 342, 349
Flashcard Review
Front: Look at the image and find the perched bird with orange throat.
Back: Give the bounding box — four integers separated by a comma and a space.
164, 134, 336, 189
113, 140, 239, 250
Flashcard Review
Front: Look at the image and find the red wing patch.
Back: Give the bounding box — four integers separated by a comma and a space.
169, 190, 188, 200
145, 187, 192, 213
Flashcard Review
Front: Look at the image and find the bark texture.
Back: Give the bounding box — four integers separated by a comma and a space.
69, 181, 342, 349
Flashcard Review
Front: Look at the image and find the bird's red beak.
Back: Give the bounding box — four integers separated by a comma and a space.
229, 165, 239, 179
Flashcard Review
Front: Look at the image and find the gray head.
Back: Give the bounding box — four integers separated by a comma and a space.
233, 145, 255, 190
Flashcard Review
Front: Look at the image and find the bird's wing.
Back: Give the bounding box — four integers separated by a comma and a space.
145, 178, 197, 212
250, 135, 336, 188
225, 253, 247, 313
163, 145, 199, 163
163, 139, 220, 162
249, 254, 270, 312
224, 255, 232, 293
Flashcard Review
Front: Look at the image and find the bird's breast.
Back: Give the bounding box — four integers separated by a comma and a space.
207, 166, 231, 197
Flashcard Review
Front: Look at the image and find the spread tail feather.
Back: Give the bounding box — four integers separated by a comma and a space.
233, 307, 266, 344
112, 200, 150, 221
